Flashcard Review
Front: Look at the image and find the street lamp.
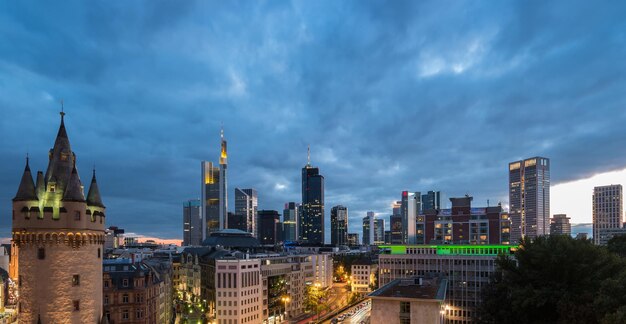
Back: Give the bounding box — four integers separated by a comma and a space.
281, 296, 291, 320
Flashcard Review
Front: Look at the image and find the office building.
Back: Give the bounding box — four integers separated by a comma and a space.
593, 185, 624, 245
227, 212, 247, 232
390, 215, 403, 244
402, 192, 421, 244
12, 112, 105, 323
384, 230, 392, 244
310, 253, 334, 288
300, 148, 325, 244
235, 188, 258, 236
379, 245, 515, 323
258, 210, 281, 245
347, 233, 360, 247
283, 202, 299, 242
183, 199, 203, 246
369, 276, 448, 324
331, 205, 349, 246
374, 218, 385, 245
363, 212, 375, 245
201, 128, 229, 240
392, 201, 402, 217
351, 259, 377, 293
509, 157, 550, 241
550, 214, 572, 236
104, 226, 125, 250
421, 191, 443, 211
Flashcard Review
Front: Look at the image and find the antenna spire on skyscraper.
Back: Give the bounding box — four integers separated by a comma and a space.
307, 145, 311, 166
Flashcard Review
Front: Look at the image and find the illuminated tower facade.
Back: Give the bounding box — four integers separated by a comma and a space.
201, 128, 229, 239
235, 188, 258, 236
12, 112, 105, 323
330, 205, 348, 246
509, 157, 550, 241
300, 147, 325, 244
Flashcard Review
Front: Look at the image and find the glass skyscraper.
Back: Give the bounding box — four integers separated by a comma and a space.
509, 157, 550, 241
300, 152, 325, 244
330, 205, 348, 246
235, 188, 258, 236
183, 199, 203, 246
283, 202, 299, 242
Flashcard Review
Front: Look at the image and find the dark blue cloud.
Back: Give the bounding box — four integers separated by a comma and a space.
1, 0, 625, 240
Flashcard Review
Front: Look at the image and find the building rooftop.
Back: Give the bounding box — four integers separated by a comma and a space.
369, 276, 447, 301
378, 244, 517, 256
202, 229, 260, 248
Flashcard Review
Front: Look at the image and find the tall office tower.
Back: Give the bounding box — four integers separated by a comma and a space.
347, 233, 360, 247
227, 212, 247, 231
392, 201, 402, 216
201, 161, 220, 239
258, 210, 281, 245
401, 191, 420, 244
593, 185, 624, 245
550, 214, 572, 236
183, 199, 203, 246
201, 129, 230, 239
300, 147, 325, 244
283, 202, 299, 242
390, 215, 403, 244
362, 212, 375, 245
12, 112, 105, 323
373, 218, 385, 245
509, 157, 550, 241
235, 188, 258, 236
330, 205, 349, 246
421, 191, 443, 211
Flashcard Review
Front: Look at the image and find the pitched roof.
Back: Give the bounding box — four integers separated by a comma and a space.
13, 158, 38, 201
44, 113, 75, 195
63, 166, 85, 202
86, 169, 105, 207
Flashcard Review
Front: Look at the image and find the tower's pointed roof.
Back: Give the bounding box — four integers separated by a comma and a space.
86, 169, 105, 208
63, 165, 85, 202
13, 157, 38, 201
44, 111, 74, 193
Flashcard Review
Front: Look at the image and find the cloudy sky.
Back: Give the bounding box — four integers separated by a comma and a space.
1, 1, 625, 241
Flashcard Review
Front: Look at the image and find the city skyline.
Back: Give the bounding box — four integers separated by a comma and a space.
2, 1, 626, 242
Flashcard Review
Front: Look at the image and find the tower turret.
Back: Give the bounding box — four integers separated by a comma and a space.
86, 169, 105, 208
13, 157, 38, 202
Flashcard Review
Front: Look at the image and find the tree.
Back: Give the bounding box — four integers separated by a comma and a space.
607, 234, 626, 257
477, 235, 625, 324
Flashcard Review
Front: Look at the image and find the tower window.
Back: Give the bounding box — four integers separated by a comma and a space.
98, 248, 101, 258
38, 248, 45, 260
73, 300, 80, 311
72, 275, 80, 286
74, 211, 81, 221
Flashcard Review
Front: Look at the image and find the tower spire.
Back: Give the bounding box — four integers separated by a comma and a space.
307, 145, 311, 167
60, 99, 65, 121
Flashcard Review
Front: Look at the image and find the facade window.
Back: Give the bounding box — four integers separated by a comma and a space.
72, 274, 80, 286
122, 309, 129, 319
73, 300, 80, 311
38, 247, 45, 260
136, 308, 144, 319
104, 280, 109, 288
98, 248, 101, 258
123, 278, 129, 287
123, 294, 129, 303
74, 211, 81, 220
104, 295, 109, 305
400, 301, 410, 314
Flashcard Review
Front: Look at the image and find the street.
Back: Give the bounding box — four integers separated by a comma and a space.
323, 299, 371, 324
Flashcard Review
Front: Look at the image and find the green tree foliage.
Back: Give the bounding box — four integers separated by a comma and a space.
607, 234, 626, 257
477, 235, 626, 324
304, 285, 330, 315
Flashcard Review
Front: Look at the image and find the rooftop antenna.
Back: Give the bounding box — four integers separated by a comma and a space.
307, 145, 311, 167
220, 122, 224, 139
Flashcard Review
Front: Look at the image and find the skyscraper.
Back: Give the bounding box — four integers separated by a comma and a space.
201, 128, 229, 239
362, 212, 375, 245
235, 188, 258, 236
12, 112, 105, 323
593, 185, 623, 245
330, 205, 349, 246
183, 199, 203, 246
373, 218, 385, 245
300, 147, 325, 244
401, 191, 420, 244
421, 191, 443, 211
509, 157, 550, 241
258, 210, 281, 245
550, 214, 571, 236
389, 214, 403, 244
283, 202, 299, 242
347, 233, 360, 247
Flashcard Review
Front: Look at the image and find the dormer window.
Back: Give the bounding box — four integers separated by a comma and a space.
49, 183, 56, 192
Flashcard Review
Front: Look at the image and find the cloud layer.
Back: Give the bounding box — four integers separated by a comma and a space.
1, 1, 625, 240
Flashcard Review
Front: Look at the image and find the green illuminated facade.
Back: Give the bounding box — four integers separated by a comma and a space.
378, 244, 517, 256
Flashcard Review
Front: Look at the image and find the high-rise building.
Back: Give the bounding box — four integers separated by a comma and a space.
593, 185, 624, 245
330, 205, 349, 246
374, 218, 385, 245
509, 157, 550, 241
201, 128, 229, 240
283, 202, 299, 242
401, 192, 420, 244
258, 210, 281, 245
300, 148, 325, 244
12, 112, 105, 323
390, 215, 403, 244
392, 201, 402, 217
347, 233, 360, 247
227, 212, 247, 232
235, 188, 258, 235
550, 214, 572, 236
183, 199, 203, 246
421, 191, 443, 211
363, 212, 375, 245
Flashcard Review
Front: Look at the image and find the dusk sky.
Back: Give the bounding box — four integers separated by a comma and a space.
1, 1, 626, 241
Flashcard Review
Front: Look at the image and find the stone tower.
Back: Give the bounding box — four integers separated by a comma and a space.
12, 112, 105, 323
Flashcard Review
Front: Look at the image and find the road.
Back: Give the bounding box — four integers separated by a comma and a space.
323, 299, 371, 324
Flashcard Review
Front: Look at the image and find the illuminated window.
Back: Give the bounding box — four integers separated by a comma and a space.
72, 275, 80, 286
